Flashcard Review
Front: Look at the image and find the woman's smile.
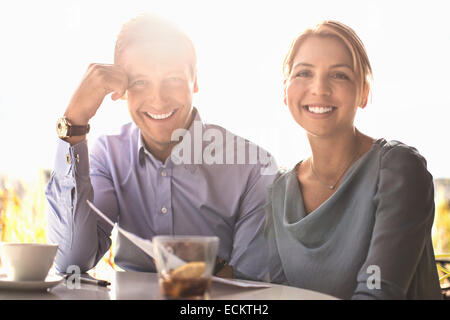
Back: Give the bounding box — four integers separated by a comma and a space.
302, 104, 337, 117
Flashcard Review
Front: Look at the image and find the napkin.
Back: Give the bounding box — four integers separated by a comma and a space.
87, 200, 271, 288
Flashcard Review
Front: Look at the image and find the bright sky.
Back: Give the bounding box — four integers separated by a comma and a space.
0, 0, 449, 182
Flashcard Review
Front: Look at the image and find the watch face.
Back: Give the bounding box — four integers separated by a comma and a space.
57, 118, 68, 137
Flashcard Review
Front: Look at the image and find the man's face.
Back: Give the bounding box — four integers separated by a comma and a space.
121, 42, 198, 152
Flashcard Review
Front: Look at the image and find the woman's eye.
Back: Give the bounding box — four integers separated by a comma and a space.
332, 72, 349, 80
294, 71, 311, 78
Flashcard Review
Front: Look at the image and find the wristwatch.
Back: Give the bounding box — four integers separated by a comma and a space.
56, 117, 90, 139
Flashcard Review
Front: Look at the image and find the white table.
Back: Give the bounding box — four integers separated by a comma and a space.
0, 271, 338, 300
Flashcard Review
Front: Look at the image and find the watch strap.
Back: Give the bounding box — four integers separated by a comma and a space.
67, 123, 90, 136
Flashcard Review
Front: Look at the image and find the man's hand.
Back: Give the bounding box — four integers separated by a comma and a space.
215, 265, 233, 279
214, 258, 233, 279
63, 64, 128, 145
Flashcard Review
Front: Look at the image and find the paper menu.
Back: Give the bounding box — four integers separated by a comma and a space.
87, 200, 271, 288
87, 200, 185, 269
87, 200, 155, 257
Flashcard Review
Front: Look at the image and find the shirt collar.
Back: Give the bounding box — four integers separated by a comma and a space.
137, 107, 204, 171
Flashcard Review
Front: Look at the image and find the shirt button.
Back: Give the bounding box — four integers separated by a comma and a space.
161, 206, 167, 214
161, 170, 167, 177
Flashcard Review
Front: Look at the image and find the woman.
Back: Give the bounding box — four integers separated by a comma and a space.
264, 21, 442, 299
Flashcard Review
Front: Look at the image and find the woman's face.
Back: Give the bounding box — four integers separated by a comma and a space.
284, 36, 361, 138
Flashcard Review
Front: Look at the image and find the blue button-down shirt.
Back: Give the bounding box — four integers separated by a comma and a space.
46, 109, 277, 281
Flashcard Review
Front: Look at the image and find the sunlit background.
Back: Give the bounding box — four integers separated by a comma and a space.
0, 0, 449, 180
0, 0, 449, 285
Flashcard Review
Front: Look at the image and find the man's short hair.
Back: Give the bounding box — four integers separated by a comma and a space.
114, 13, 197, 76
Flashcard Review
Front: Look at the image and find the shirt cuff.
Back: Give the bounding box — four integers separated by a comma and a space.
54, 138, 90, 177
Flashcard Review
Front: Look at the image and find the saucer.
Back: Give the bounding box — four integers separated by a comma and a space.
0, 274, 63, 291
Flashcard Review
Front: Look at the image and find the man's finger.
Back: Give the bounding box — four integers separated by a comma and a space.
105, 72, 128, 101
111, 90, 126, 101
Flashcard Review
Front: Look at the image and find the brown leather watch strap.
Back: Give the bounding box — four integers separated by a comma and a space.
67, 124, 90, 137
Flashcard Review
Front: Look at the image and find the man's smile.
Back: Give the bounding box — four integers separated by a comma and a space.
144, 109, 177, 120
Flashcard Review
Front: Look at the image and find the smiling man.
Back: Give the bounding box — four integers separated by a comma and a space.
45, 14, 277, 281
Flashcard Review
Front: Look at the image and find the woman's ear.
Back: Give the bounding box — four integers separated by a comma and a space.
359, 85, 370, 109
283, 79, 287, 106
120, 91, 128, 101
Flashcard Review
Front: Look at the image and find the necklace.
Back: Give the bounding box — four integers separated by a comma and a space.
310, 141, 360, 190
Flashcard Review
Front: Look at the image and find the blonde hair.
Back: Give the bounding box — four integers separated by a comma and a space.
114, 13, 197, 76
283, 21, 373, 106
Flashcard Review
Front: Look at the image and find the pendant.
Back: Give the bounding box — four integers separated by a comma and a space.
329, 186, 335, 190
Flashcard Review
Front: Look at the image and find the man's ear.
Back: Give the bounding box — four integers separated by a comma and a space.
283, 79, 287, 106
193, 75, 199, 93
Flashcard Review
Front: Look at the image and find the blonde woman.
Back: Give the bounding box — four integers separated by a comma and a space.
264, 21, 442, 299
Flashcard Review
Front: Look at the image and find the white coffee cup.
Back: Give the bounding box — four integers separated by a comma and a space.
0, 243, 58, 281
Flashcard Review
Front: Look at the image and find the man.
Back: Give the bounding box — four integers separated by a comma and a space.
46, 14, 277, 281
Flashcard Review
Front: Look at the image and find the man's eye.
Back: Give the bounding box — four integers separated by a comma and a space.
130, 80, 147, 88
163, 77, 184, 88
167, 77, 182, 83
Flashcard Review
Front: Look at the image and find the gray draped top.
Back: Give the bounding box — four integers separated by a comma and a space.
264, 139, 442, 299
